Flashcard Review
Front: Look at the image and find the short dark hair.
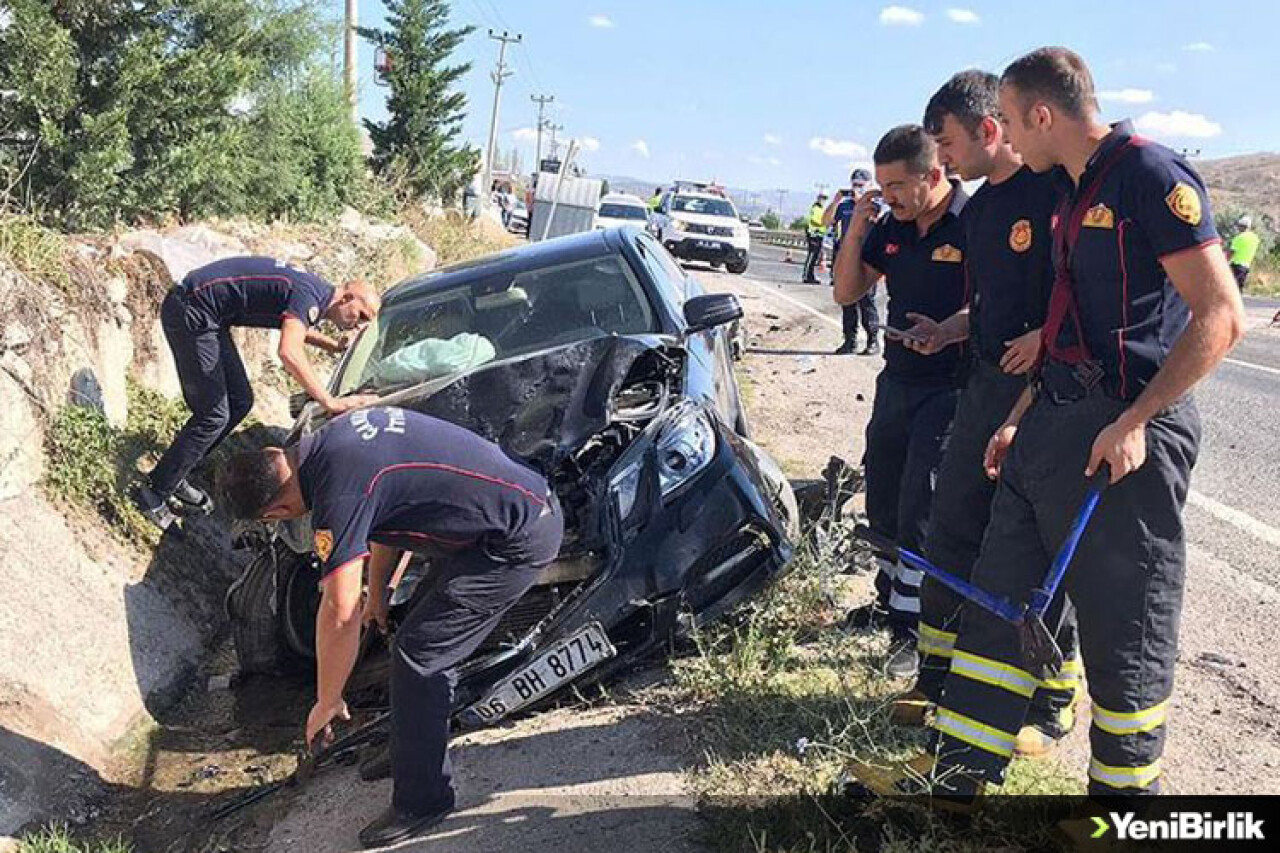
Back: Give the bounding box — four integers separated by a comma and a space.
218, 449, 287, 520
873, 124, 937, 175
923, 70, 1000, 136
1000, 47, 1098, 121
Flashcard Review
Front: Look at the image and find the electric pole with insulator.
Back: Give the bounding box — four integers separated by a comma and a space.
531, 94, 555, 172
482, 29, 522, 198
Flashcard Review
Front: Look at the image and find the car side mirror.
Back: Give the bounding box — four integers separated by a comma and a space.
289, 390, 312, 419
683, 293, 743, 333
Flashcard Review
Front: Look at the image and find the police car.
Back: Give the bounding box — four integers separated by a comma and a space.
650, 184, 751, 274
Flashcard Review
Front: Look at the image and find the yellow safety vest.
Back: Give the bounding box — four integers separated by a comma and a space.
806, 204, 825, 236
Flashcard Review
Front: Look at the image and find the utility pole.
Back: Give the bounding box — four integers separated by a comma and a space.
546, 122, 565, 159
344, 0, 358, 125
531, 94, 555, 172
482, 29, 522, 198
815, 182, 829, 197
776, 189, 787, 220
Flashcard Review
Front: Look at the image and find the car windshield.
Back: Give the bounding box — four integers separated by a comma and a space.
336, 254, 658, 394
671, 195, 736, 218
599, 203, 648, 220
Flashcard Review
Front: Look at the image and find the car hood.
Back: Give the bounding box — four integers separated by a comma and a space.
344, 334, 676, 473
668, 212, 741, 229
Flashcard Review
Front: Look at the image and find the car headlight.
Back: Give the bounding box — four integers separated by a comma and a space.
671, 218, 692, 232
610, 401, 717, 522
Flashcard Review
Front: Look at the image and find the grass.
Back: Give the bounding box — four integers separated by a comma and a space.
0, 212, 73, 294
662, 506, 1082, 853
15, 825, 131, 853
42, 381, 191, 546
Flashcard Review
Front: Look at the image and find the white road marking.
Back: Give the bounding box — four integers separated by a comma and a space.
734, 275, 843, 331
1187, 489, 1280, 550
1222, 357, 1280, 378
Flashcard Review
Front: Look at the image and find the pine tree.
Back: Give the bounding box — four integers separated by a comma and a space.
359, 0, 478, 202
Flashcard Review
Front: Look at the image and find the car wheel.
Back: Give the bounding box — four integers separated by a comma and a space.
726, 258, 748, 275
227, 544, 316, 675
711, 261, 723, 270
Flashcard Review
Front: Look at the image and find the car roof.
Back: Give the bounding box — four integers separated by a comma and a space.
601, 193, 646, 206
383, 229, 620, 303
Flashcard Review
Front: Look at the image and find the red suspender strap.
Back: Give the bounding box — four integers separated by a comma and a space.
1041, 139, 1139, 365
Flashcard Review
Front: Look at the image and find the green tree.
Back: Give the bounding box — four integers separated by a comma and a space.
760, 210, 781, 230
359, 0, 478, 202
0, 0, 359, 227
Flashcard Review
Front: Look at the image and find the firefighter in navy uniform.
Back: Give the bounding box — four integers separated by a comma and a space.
888, 70, 1082, 758
218, 408, 564, 848
136, 256, 380, 530
833, 125, 967, 680
846, 47, 1244, 805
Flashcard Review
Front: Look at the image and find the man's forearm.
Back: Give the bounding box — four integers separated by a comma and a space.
833, 233, 873, 305
939, 310, 971, 344
305, 329, 340, 352
315, 597, 362, 709
280, 346, 335, 408
1002, 384, 1037, 428
366, 544, 397, 609
1123, 305, 1239, 426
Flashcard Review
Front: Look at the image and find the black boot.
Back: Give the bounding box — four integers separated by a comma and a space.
132, 483, 177, 532
358, 803, 453, 849
833, 338, 858, 355
858, 338, 881, 356
167, 479, 213, 517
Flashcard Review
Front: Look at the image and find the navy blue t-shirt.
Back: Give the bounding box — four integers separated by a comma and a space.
179, 256, 334, 332
962, 166, 1059, 365
832, 196, 856, 251
1046, 120, 1219, 400
861, 181, 969, 385
297, 408, 552, 576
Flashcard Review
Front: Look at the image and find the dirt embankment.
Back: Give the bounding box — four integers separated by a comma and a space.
0, 211, 439, 842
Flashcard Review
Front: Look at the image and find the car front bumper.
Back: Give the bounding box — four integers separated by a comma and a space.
663, 236, 749, 264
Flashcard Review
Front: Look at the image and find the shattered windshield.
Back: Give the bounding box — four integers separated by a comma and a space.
336, 254, 657, 394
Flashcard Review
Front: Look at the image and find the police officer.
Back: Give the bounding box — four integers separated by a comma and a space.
135, 256, 380, 530
850, 47, 1245, 802
824, 169, 882, 355
218, 407, 563, 848
802, 193, 829, 284
833, 125, 966, 679
887, 70, 1081, 759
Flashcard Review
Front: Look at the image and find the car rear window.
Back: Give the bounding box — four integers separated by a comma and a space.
599, 203, 648, 220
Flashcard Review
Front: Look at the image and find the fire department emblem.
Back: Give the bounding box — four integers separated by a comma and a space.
1165, 182, 1202, 226
1009, 219, 1033, 253
931, 244, 963, 263
314, 529, 334, 562
1082, 203, 1115, 229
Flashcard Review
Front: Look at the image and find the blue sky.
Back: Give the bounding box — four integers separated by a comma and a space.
352, 1, 1278, 194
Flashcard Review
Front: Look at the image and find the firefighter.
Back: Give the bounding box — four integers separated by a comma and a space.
833, 126, 967, 679
886, 70, 1082, 759
848, 46, 1244, 803
824, 168, 882, 355
134, 256, 379, 530
218, 407, 563, 848
802, 193, 829, 283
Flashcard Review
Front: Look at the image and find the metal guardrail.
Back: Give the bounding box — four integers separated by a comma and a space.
749, 228, 808, 250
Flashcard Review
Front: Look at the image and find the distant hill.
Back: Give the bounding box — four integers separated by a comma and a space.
1195, 153, 1280, 232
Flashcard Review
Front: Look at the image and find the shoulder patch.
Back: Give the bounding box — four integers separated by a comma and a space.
1082, 203, 1115, 229
314, 529, 334, 562
307, 305, 320, 324
1009, 219, 1033, 253
1165, 182, 1202, 226
931, 244, 963, 263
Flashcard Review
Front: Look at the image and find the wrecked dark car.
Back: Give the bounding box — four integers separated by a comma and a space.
226, 226, 798, 727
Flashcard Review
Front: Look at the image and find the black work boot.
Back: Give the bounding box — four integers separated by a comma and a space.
167, 479, 213, 517
358, 802, 453, 849
132, 483, 178, 532
859, 338, 881, 356
833, 338, 858, 355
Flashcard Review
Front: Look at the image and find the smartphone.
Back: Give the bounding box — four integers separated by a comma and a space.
884, 325, 927, 344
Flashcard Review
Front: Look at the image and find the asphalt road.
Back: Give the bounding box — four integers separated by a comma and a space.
733, 240, 1280, 592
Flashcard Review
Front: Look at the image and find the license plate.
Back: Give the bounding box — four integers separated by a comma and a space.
695, 239, 721, 250
463, 623, 616, 724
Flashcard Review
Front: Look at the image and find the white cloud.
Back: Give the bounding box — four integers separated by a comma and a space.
1097, 88, 1156, 104
577, 136, 601, 152
809, 137, 869, 159
946, 8, 980, 24
512, 127, 538, 142
588, 15, 615, 28
763, 133, 783, 146
1183, 42, 1214, 52
629, 139, 651, 159
879, 6, 925, 26
1135, 110, 1222, 139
